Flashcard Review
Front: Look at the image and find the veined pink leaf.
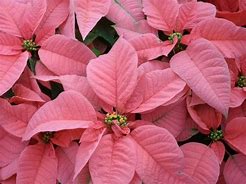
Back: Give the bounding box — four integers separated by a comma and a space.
188, 18, 246, 58
107, 0, 144, 30
170, 38, 230, 116
187, 101, 222, 133
142, 0, 179, 33
0, 128, 26, 168
0, 98, 37, 137
142, 100, 187, 137
176, 2, 216, 32
75, 0, 111, 39
87, 37, 138, 112
131, 125, 190, 183
181, 142, 220, 184
126, 68, 186, 113
74, 127, 106, 179
16, 144, 57, 184
10, 84, 45, 104
0, 0, 45, 38
0, 32, 22, 55
39, 34, 95, 76
223, 154, 246, 184
129, 33, 176, 63
16, 0, 46, 39
210, 141, 225, 164
89, 134, 136, 184
56, 142, 78, 184
23, 90, 97, 140
60, 0, 76, 39
34, 0, 69, 43
0, 52, 29, 96
224, 117, 246, 155
0, 157, 18, 181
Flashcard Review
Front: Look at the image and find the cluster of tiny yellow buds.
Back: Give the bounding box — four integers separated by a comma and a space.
104, 112, 128, 127
42, 131, 54, 144
168, 32, 182, 44
209, 130, 223, 141
22, 39, 38, 52
237, 76, 246, 88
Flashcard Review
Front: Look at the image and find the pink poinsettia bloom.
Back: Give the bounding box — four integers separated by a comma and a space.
142, 0, 216, 46
186, 94, 246, 160
17, 90, 95, 184
21, 89, 197, 184
0, 0, 69, 96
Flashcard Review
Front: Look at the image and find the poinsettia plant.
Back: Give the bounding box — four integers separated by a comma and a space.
0, 0, 246, 184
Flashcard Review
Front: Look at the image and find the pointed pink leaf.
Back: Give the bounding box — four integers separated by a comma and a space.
107, 0, 144, 30
0, 0, 46, 38
131, 125, 191, 183
0, 32, 22, 55
0, 158, 18, 181
34, 0, 69, 43
0, 52, 29, 96
210, 141, 225, 164
170, 38, 230, 116
10, 84, 45, 104
224, 117, 246, 155
0, 1, 25, 37
16, 144, 57, 184
176, 2, 216, 31
187, 101, 222, 133
87, 37, 138, 112
0, 99, 37, 137
188, 18, 246, 58
223, 154, 246, 184
142, 0, 179, 32
23, 90, 97, 140
16, 0, 46, 39
142, 100, 187, 137
181, 142, 220, 184
56, 142, 78, 184
75, 0, 111, 39
39, 34, 96, 76
60, 0, 75, 39
129, 33, 176, 63
74, 127, 106, 179
0, 128, 26, 167
126, 68, 186, 113
89, 134, 136, 184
